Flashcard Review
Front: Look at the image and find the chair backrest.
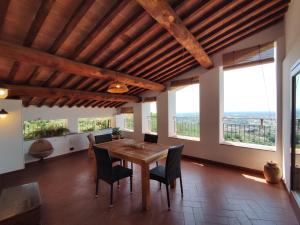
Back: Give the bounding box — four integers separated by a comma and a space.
93, 146, 113, 181
144, 133, 158, 143
95, 133, 112, 144
165, 145, 184, 182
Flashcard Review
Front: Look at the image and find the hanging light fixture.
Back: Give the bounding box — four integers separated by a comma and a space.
0, 109, 8, 119
107, 81, 129, 94
0, 87, 8, 99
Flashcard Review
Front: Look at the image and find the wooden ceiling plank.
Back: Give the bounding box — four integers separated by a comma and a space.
98, 101, 110, 108
121, 0, 243, 75
114, 102, 126, 108
88, 9, 146, 65
0, 40, 165, 91
49, 0, 95, 53
84, 100, 97, 107
209, 16, 285, 55
0, 0, 10, 33
107, 0, 222, 71
8, 0, 55, 82
157, 18, 284, 85
131, 1, 286, 82
126, 0, 262, 76
69, 0, 130, 59
91, 101, 103, 108
161, 14, 286, 84
4, 84, 141, 103
38, 0, 131, 101
49, 98, 61, 107
135, 0, 213, 68
28, 0, 95, 105
133, 14, 285, 97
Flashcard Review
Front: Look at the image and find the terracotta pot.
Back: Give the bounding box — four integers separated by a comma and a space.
29, 139, 53, 160
263, 161, 282, 184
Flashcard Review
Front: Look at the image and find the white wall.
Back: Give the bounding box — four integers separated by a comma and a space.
22, 106, 117, 163
0, 100, 24, 174
123, 22, 285, 171
282, 0, 300, 191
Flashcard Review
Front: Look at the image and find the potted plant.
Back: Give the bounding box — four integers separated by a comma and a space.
112, 127, 121, 140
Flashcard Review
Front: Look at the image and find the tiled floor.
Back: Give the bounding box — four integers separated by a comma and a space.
1, 151, 298, 225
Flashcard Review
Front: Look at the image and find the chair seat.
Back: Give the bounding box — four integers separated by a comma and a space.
150, 165, 167, 183
111, 156, 122, 163
112, 165, 132, 182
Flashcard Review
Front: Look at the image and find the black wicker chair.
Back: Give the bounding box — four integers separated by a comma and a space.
144, 133, 158, 143
94, 133, 122, 164
145, 133, 159, 167
150, 144, 184, 209
93, 146, 132, 207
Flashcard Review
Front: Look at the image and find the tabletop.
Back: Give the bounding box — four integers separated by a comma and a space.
94, 138, 170, 165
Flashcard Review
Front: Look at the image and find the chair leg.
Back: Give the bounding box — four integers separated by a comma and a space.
156, 161, 159, 167
130, 176, 133, 193
165, 184, 170, 210
95, 179, 99, 197
110, 184, 113, 207
131, 162, 133, 169
179, 176, 183, 197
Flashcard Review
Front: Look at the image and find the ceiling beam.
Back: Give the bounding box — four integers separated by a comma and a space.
135, 0, 213, 69
0, 40, 165, 92
3, 84, 140, 103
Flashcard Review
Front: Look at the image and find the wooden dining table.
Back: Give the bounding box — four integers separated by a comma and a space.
94, 138, 171, 210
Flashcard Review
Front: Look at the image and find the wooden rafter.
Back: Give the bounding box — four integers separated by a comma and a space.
135, 0, 213, 69
0, 0, 9, 33
8, 0, 55, 82
4, 84, 140, 103
126, 0, 288, 95
0, 40, 165, 91
130, 9, 287, 96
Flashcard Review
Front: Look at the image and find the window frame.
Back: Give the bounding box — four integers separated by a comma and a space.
219, 62, 278, 151
168, 83, 200, 141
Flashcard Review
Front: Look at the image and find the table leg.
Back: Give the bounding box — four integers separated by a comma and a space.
141, 164, 150, 210
123, 160, 128, 168
170, 180, 176, 189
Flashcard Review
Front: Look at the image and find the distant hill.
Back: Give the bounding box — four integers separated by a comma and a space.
175, 111, 276, 119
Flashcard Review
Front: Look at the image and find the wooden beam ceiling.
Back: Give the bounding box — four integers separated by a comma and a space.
136, 0, 213, 69
0, 0, 289, 108
0, 40, 165, 91
3, 84, 140, 103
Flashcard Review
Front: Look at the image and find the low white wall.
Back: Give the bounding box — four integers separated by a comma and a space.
23, 128, 112, 163
123, 22, 285, 171
22, 106, 117, 163
0, 100, 24, 174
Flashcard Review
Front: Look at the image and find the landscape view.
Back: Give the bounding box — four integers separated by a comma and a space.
147, 111, 277, 146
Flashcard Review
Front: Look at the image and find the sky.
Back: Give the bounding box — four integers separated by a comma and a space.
150, 101, 157, 113
224, 62, 276, 113
176, 84, 199, 113
173, 63, 276, 114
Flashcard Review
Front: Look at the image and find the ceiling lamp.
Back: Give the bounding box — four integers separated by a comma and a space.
0, 87, 8, 99
0, 109, 8, 119
107, 81, 129, 94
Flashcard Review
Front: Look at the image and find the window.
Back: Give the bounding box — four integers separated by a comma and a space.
116, 107, 134, 132
78, 117, 112, 133
221, 42, 277, 149
168, 83, 200, 140
142, 101, 157, 134
23, 119, 68, 141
